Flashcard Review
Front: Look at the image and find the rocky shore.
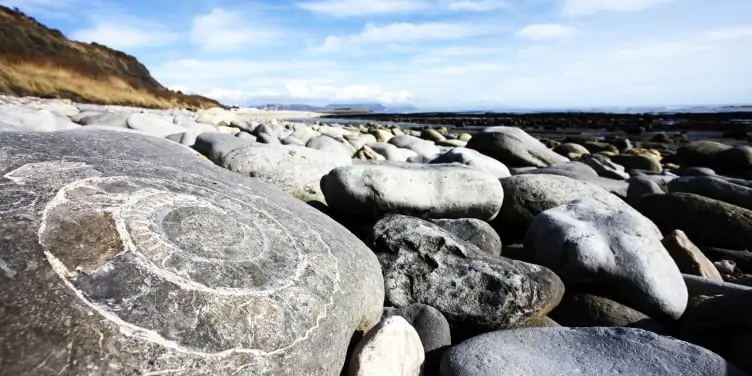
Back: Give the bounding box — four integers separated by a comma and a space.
1, 95, 752, 375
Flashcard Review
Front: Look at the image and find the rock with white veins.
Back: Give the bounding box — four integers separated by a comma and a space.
0, 129, 384, 376
321, 163, 504, 220
221, 144, 352, 204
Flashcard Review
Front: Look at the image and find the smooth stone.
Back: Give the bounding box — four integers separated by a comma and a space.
347, 134, 378, 151
0, 106, 80, 131
252, 122, 285, 138
220, 144, 351, 204
548, 293, 667, 334
354, 145, 386, 161
388, 135, 440, 158
466, 126, 569, 168
626, 176, 666, 204
679, 291, 752, 374
525, 199, 687, 319
290, 125, 320, 144
668, 140, 752, 175
257, 132, 281, 144
0, 129, 384, 376
683, 273, 752, 297
436, 139, 467, 148
125, 113, 186, 138
519, 162, 629, 198
371, 129, 394, 143
663, 230, 723, 280
372, 214, 564, 336
421, 128, 446, 142
632, 193, 752, 249
583, 141, 619, 154
429, 147, 511, 179
347, 316, 424, 376
364, 142, 411, 162
76, 111, 130, 127
307, 134, 356, 160
321, 164, 504, 220
677, 166, 717, 176
430, 218, 502, 256
495, 174, 635, 243
580, 154, 630, 180
280, 136, 305, 146
611, 154, 662, 172
173, 116, 219, 134
440, 327, 747, 376
553, 143, 590, 159
382, 304, 451, 352
193, 132, 255, 163
668, 176, 752, 211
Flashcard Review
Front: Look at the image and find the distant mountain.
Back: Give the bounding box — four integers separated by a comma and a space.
257, 102, 419, 113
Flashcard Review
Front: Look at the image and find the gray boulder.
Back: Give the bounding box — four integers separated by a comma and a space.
429, 147, 511, 178
383, 304, 451, 352
372, 215, 564, 334
519, 162, 629, 197
525, 199, 687, 319
0, 129, 384, 376
388, 134, 440, 158
632, 193, 752, 249
548, 293, 667, 334
0, 105, 80, 131
626, 176, 666, 204
440, 327, 747, 376
430, 218, 502, 256
126, 112, 186, 137
322, 164, 504, 220
366, 142, 412, 162
668, 176, 752, 210
466, 126, 569, 167
581, 154, 630, 180
220, 144, 351, 204
193, 132, 255, 163
495, 174, 635, 242
307, 134, 356, 160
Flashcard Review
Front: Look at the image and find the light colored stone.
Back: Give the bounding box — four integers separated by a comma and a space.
348, 316, 424, 376
525, 199, 688, 319
322, 163, 504, 220
221, 144, 351, 204
663, 230, 723, 280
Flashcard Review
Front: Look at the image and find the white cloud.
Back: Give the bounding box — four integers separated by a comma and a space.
190, 8, 282, 52
70, 21, 178, 50
515, 24, 574, 40
315, 21, 502, 52
296, 0, 509, 16
563, 0, 675, 16
197, 84, 414, 105
448, 0, 508, 11
706, 27, 752, 41
296, 0, 427, 17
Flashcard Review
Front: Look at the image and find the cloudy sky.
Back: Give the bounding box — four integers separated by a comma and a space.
5, 0, 752, 109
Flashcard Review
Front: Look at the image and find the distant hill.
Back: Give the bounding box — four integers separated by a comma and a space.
258, 103, 419, 113
0, 6, 223, 109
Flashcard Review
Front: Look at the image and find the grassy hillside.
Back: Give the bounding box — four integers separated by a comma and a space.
0, 6, 224, 110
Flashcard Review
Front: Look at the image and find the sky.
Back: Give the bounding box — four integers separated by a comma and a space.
4, 0, 752, 110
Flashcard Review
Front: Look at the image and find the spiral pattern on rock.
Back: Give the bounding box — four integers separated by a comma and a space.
37, 174, 341, 356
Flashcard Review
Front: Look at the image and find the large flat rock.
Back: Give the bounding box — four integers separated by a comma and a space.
0, 130, 384, 376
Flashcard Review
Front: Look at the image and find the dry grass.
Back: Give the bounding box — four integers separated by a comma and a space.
0, 6, 224, 110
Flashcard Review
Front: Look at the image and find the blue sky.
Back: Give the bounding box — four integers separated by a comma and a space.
4, 0, 752, 109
